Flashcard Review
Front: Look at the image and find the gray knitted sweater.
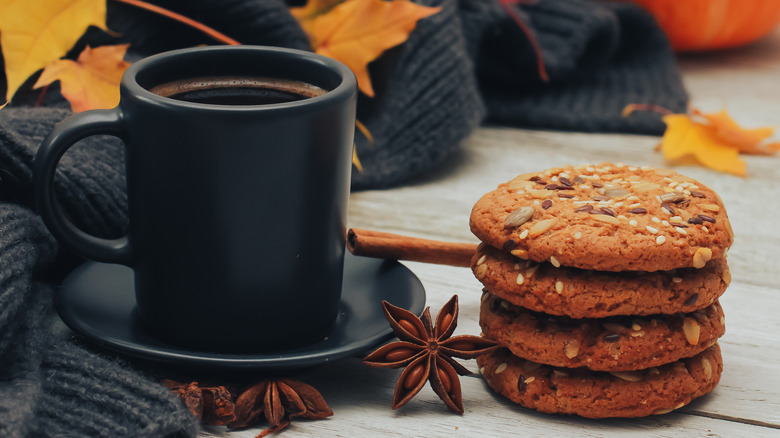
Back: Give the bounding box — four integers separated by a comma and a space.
0, 0, 686, 436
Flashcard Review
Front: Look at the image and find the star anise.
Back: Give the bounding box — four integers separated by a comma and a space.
363, 295, 499, 414
162, 380, 235, 425
227, 379, 333, 437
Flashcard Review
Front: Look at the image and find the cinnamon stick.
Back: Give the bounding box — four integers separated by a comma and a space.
347, 228, 478, 267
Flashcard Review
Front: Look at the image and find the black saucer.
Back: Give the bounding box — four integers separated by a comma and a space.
55, 253, 425, 371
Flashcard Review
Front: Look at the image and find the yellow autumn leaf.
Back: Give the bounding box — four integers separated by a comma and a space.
34, 44, 130, 112
693, 108, 780, 155
291, 0, 441, 97
0, 0, 107, 104
661, 114, 746, 177
352, 147, 363, 172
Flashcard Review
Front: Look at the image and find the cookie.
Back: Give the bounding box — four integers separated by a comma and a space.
477, 343, 723, 418
472, 244, 730, 318
470, 163, 733, 272
480, 292, 725, 371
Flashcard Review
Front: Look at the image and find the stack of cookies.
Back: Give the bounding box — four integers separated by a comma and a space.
469, 163, 733, 418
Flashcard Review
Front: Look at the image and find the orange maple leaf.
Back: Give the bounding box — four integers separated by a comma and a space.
692, 108, 780, 155
661, 114, 746, 177
0, 0, 107, 104
291, 0, 441, 97
33, 44, 131, 112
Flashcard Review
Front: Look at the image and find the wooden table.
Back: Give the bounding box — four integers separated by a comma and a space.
214, 29, 780, 438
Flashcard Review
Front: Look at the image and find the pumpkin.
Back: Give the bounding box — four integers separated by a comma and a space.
627, 0, 780, 51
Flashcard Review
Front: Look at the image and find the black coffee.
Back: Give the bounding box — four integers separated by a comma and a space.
168, 86, 306, 105
149, 76, 326, 105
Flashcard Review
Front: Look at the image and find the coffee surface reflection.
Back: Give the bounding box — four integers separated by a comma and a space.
149, 76, 326, 105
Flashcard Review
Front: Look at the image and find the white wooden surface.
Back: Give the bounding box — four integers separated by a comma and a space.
209, 29, 780, 438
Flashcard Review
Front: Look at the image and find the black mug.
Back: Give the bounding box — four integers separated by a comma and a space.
35, 46, 357, 352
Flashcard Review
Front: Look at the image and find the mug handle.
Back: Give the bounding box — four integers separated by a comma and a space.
34, 108, 134, 265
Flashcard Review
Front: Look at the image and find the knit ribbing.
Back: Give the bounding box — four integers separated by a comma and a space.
36, 343, 199, 437
351, 0, 485, 188
0, 206, 56, 367
466, 0, 687, 135
0, 1, 690, 434
0, 205, 54, 437
108, 0, 310, 58
0, 108, 128, 238
0, 120, 194, 437
0, 280, 50, 438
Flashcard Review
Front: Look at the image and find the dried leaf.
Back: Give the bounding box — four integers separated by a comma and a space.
352, 147, 364, 172
625, 104, 778, 176
291, 0, 441, 97
352, 119, 372, 172
113, 0, 240, 45
33, 44, 131, 112
0, 0, 107, 103
661, 114, 746, 177
693, 108, 780, 155
498, 0, 548, 81
355, 119, 374, 143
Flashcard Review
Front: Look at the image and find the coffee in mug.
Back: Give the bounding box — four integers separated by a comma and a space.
35, 46, 357, 353
149, 76, 327, 105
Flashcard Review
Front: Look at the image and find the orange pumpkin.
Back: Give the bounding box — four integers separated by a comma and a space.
628, 0, 780, 51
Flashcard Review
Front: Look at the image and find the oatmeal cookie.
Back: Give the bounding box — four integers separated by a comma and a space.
477, 343, 723, 418
480, 292, 725, 371
470, 163, 733, 271
472, 244, 730, 318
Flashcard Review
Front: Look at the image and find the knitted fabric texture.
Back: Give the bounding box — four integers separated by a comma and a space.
0, 108, 128, 238
467, 0, 687, 134
0, 202, 197, 437
5, 0, 686, 189
0, 0, 687, 435
352, 0, 484, 188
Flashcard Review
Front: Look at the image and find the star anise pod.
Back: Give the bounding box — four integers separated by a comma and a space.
162, 380, 235, 425
363, 295, 499, 414
227, 379, 333, 437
